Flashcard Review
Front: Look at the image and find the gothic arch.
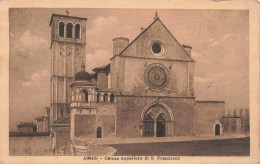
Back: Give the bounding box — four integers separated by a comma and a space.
75, 23, 80, 39
110, 93, 115, 103
141, 101, 174, 137
59, 21, 64, 37
213, 120, 223, 136
66, 22, 73, 38
103, 93, 108, 102
96, 92, 101, 103
141, 101, 174, 122
79, 88, 91, 93
79, 88, 92, 102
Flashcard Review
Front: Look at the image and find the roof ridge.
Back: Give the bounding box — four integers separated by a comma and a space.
110, 17, 194, 62
156, 19, 194, 61
110, 18, 159, 60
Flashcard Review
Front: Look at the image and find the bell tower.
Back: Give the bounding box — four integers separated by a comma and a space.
49, 13, 87, 124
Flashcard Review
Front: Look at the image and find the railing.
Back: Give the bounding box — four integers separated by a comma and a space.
70, 102, 97, 108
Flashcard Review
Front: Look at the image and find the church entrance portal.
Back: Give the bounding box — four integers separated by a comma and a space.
142, 104, 173, 137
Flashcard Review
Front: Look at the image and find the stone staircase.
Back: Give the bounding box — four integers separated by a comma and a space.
73, 145, 89, 156
56, 139, 117, 156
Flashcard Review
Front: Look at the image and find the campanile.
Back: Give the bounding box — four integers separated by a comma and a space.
49, 13, 87, 124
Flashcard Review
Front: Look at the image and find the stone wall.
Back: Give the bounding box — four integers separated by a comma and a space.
110, 19, 195, 97
53, 126, 70, 155
123, 57, 194, 97
122, 20, 192, 61
74, 114, 115, 139
18, 127, 34, 133
116, 96, 195, 138
9, 134, 50, 156
37, 121, 44, 132
97, 72, 108, 89
221, 117, 242, 135
194, 101, 225, 136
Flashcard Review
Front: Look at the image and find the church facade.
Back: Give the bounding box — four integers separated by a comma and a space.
48, 12, 229, 155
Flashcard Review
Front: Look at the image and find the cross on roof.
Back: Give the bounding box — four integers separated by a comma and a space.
154, 10, 159, 20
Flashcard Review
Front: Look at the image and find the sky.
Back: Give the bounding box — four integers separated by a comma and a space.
9, 8, 249, 131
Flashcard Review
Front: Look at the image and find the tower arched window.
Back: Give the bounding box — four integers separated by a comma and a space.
59, 22, 64, 37
75, 24, 80, 39
96, 93, 101, 103
82, 90, 88, 102
66, 23, 73, 38
110, 93, 115, 103
103, 93, 108, 102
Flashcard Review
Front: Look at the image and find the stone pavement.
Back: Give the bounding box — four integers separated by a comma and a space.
73, 134, 249, 156
93, 134, 250, 145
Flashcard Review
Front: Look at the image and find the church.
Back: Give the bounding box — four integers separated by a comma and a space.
46, 11, 243, 155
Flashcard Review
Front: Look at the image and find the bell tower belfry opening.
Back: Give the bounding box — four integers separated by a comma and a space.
49, 13, 87, 124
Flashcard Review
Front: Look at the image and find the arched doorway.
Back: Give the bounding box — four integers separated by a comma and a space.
143, 114, 154, 137
156, 114, 166, 137
215, 124, 220, 136
142, 103, 173, 137
97, 127, 102, 138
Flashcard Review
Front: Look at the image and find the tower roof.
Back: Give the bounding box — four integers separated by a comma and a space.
74, 64, 92, 81
92, 63, 110, 73
49, 13, 88, 26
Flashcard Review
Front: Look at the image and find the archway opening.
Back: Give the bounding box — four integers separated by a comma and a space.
75, 24, 80, 39
97, 127, 102, 138
215, 124, 220, 136
66, 23, 73, 38
156, 114, 166, 137
110, 94, 114, 103
103, 93, 108, 102
143, 114, 154, 137
142, 103, 173, 138
82, 90, 88, 102
96, 93, 101, 103
59, 22, 64, 37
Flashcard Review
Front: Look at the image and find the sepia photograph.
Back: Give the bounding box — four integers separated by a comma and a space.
7, 8, 251, 157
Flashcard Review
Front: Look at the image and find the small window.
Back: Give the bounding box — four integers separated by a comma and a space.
215, 124, 220, 136
75, 24, 80, 39
96, 93, 101, 103
97, 127, 102, 138
66, 23, 73, 38
82, 90, 88, 102
110, 94, 114, 103
103, 93, 108, 102
152, 42, 161, 53
59, 22, 64, 37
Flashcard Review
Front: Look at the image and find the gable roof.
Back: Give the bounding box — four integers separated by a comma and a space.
110, 17, 194, 62
53, 114, 70, 125
49, 13, 88, 26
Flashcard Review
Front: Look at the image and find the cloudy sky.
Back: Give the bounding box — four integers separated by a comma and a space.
9, 9, 249, 131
